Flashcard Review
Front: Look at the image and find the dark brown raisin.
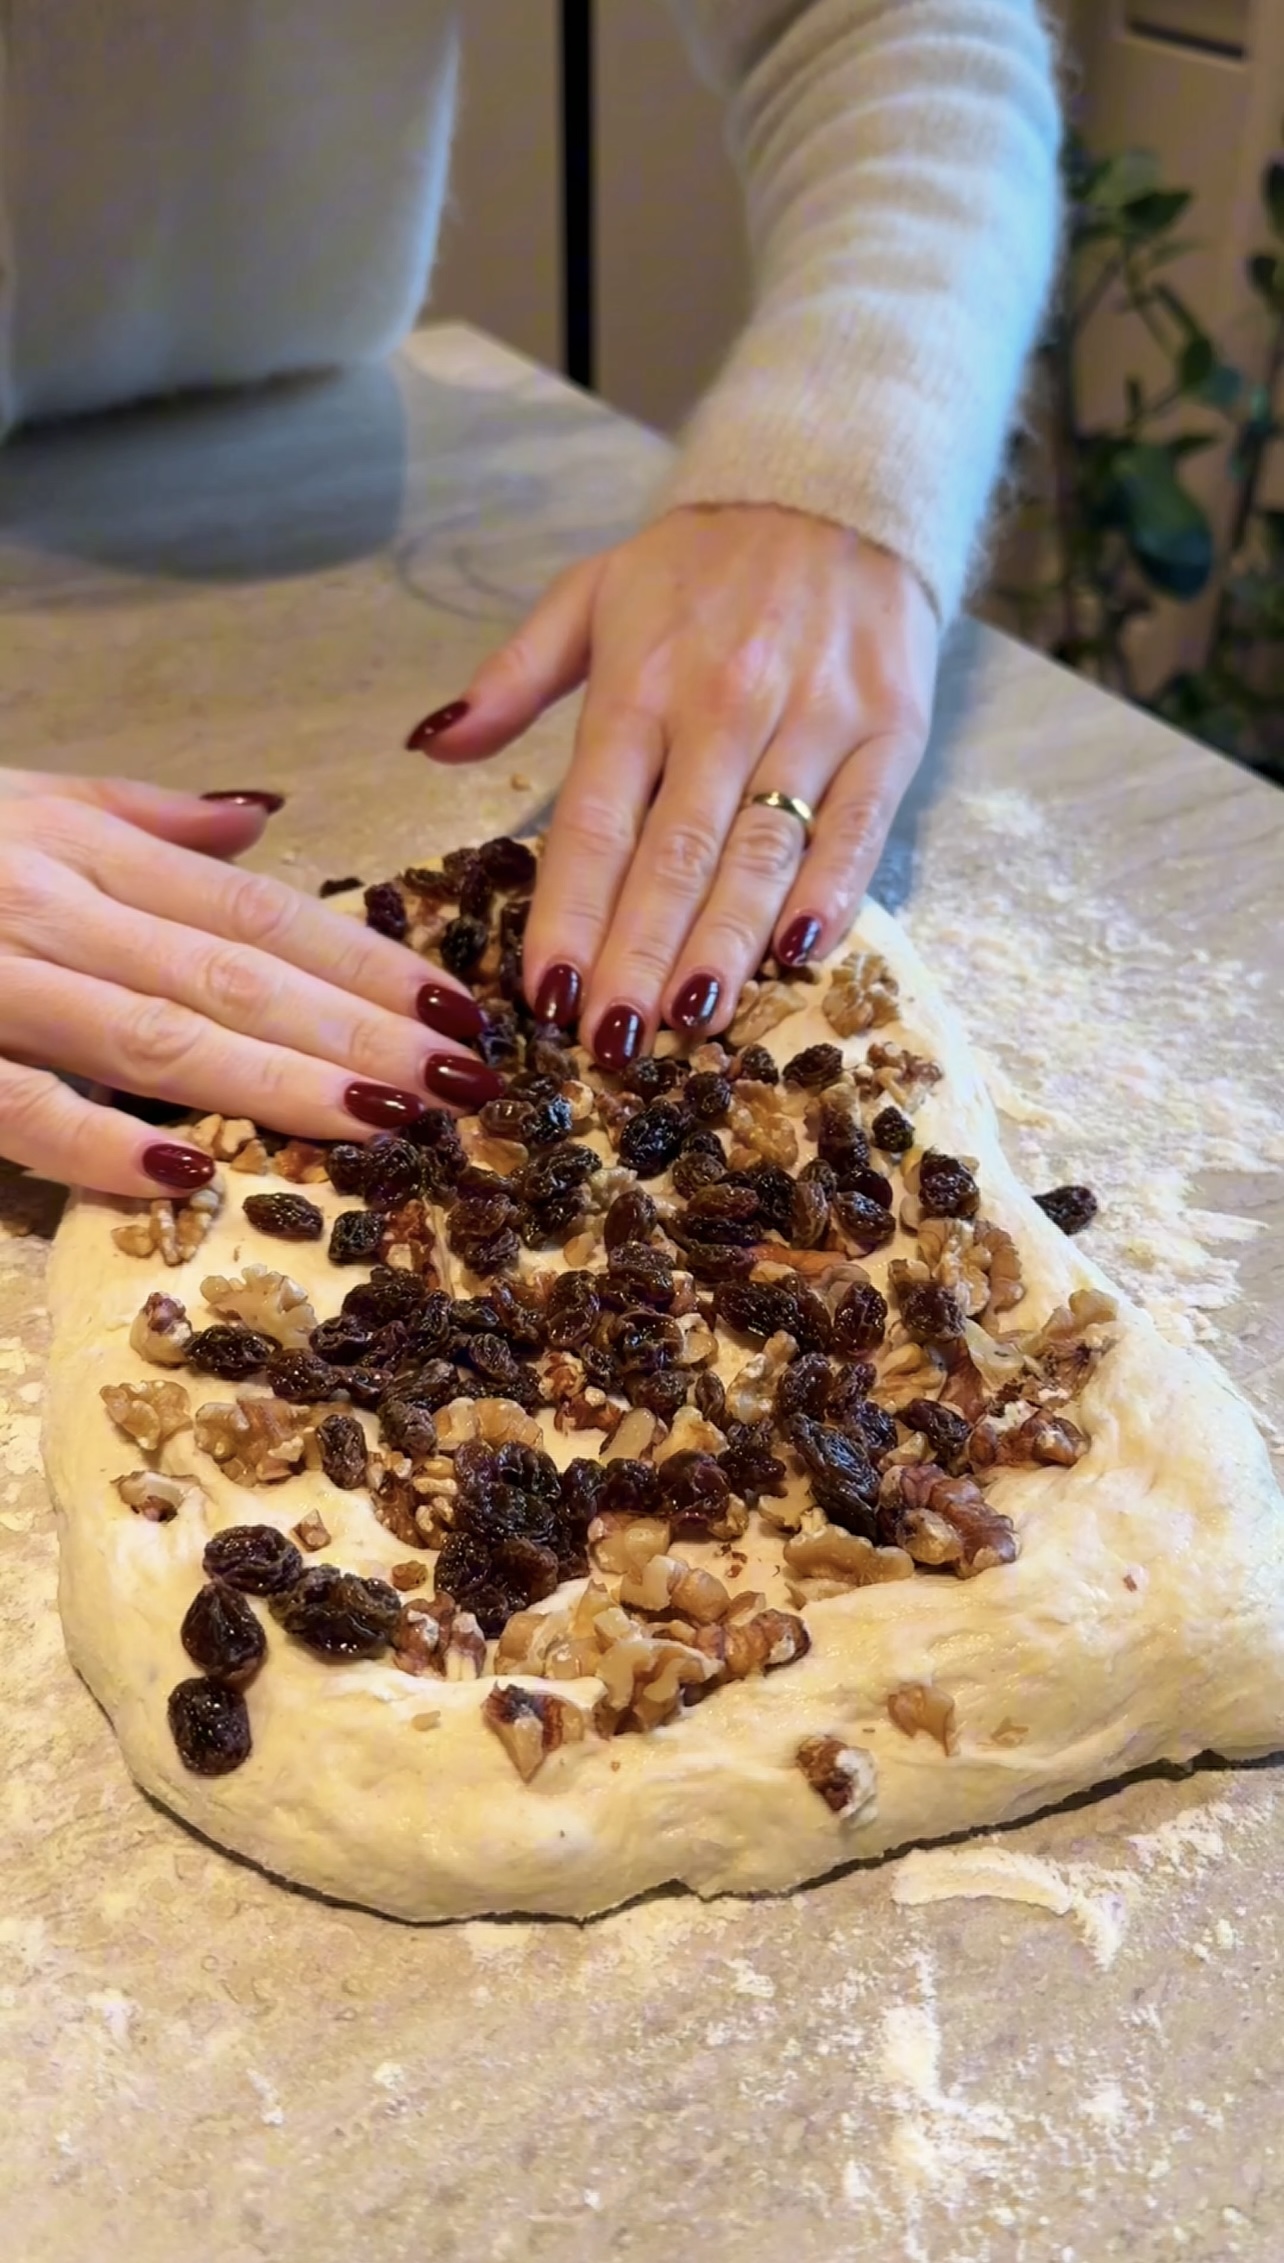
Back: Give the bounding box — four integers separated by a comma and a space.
719, 1420, 787, 1502
918, 1150, 980, 1220
671, 1146, 727, 1198
604, 1243, 675, 1310
326, 1142, 374, 1197
440, 844, 481, 892
180, 1582, 266, 1687
1035, 1184, 1099, 1235
608, 1309, 683, 1373
681, 1238, 756, 1283
625, 1369, 691, 1418
685, 1071, 732, 1123
622, 1057, 687, 1100
319, 873, 362, 898
846, 1166, 894, 1209
693, 1370, 727, 1427
526, 1037, 576, 1081
479, 1096, 535, 1140
265, 1349, 343, 1404
775, 1352, 833, 1426
845, 1399, 899, 1462
364, 880, 408, 941
310, 1314, 374, 1367
560, 1456, 609, 1529
897, 1279, 966, 1344
315, 1411, 369, 1489
386, 1358, 460, 1413
328, 1208, 385, 1266
736, 1044, 779, 1085
716, 1281, 831, 1352
871, 1104, 914, 1154
686, 1183, 759, 1235
522, 1096, 574, 1147
486, 1279, 548, 1353
476, 1008, 521, 1069
742, 1161, 796, 1237
619, 1103, 689, 1179
186, 1325, 275, 1379
203, 1523, 304, 1595
832, 1191, 897, 1254
790, 1416, 879, 1533
800, 1157, 839, 1196
832, 1282, 888, 1355
440, 915, 490, 980
341, 1268, 431, 1328
657, 1451, 731, 1522
603, 1187, 658, 1251
270, 1566, 402, 1657
447, 1187, 519, 1245
790, 1178, 830, 1248
168, 1678, 252, 1775
545, 1272, 602, 1351
362, 1136, 425, 1208
599, 1458, 662, 1516
479, 836, 538, 891
825, 1360, 877, 1425
343, 1366, 391, 1409
242, 1191, 324, 1240
783, 1043, 844, 1087
902, 1397, 971, 1470
458, 860, 495, 921
816, 1101, 870, 1181
515, 1144, 598, 1204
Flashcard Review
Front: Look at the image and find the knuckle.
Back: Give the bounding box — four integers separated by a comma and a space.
649, 816, 722, 896
345, 1014, 398, 1082
0, 852, 60, 938
700, 909, 763, 965
615, 935, 675, 989
704, 646, 777, 726
118, 995, 203, 1078
557, 796, 638, 863
823, 792, 889, 860
200, 943, 271, 1022
728, 813, 802, 887
223, 869, 296, 952
0, 1064, 59, 1145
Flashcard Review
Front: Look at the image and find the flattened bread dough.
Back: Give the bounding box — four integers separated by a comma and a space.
44, 901, 1284, 1920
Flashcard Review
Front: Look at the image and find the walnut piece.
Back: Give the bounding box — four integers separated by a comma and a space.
783, 1526, 914, 1601
483, 1683, 587, 1780
389, 1560, 428, 1592
193, 1396, 309, 1484
969, 1404, 1087, 1471
588, 1511, 672, 1577
916, 1217, 1024, 1321
186, 1114, 258, 1162
821, 949, 899, 1038
200, 1265, 318, 1351
856, 1042, 943, 1109
796, 1735, 878, 1820
594, 1629, 719, 1732
618, 1554, 733, 1624
692, 1606, 811, 1678
653, 1405, 728, 1463
111, 1183, 222, 1265
728, 980, 805, 1050
112, 1469, 205, 1523
272, 1139, 330, 1184
727, 1081, 799, 1170
395, 1595, 486, 1680
879, 1464, 1019, 1577
725, 1330, 799, 1424
291, 1510, 331, 1551
100, 1379, 192, 1453
887, 1681, 958, 1754
604, 1405, 658, 1461
128, 1292, 193, 1368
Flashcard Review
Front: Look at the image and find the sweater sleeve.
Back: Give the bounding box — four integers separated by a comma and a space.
660, 0, 1062, 622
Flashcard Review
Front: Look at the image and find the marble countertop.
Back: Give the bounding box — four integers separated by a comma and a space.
2, 325, 1282, 2263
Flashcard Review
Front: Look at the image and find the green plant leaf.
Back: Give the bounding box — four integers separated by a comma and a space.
1100, 443, 1215, 598
1249, 252, 1284, 311
1168, 432, 1218, 459
1266, 157, 1284, 240
1126, 375, 1145, 423
1121, 188, 1192, 239
1152, 281, 1204, 339
1093, 149, 1160, 210
1177, 334, 1215, 390
1196, 360, 1243, 411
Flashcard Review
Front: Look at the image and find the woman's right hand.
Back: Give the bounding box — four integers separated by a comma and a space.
0, 770, 504, 1198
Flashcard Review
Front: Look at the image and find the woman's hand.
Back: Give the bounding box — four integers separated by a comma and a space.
0, 772, 500, 1197
410, 505, 938, 1068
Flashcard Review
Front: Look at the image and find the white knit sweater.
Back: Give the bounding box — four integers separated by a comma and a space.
0, 1, 1060, 621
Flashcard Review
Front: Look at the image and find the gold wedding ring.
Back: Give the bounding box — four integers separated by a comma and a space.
743, 789, 815, 844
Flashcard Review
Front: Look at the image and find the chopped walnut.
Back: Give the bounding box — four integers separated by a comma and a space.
100, 1379, 192, 1454
1022, 1289, 1117, 1396
855, 1043, 942, 1110
554, 1389, 622, 1439
474, 1398, 543, 1448
228, 1139, 271, 1175
272, 1140, 331, 1184
395, 1595, 486, 1680
618, 1554, 733, 1624
689, 1042, 731, 1075
561, 1079, 597, 1131
653, 1405, 728, 1463
727, 1082, 799, 1170
728, 979, 805, 1050
604, 1405, 658, 1461
497, 1584, 616, 1680
796, 1736, 877, 1821
291, 1509, 331, 1552
876, 1340, 949, 1412
376, 1197, 441, 1280
112, 1183, 222, 1266
193, 1395, 309, 1485
725, 1330, 799, 1424
112, 1469, 205, 1522
483, 1683, 587, 1779
588, 1511, 672, 1576
821, 949, 899, 1038
594, 1630, 718, 1733
368, 1456, 424, 1549
879, 1464, 1019, 1577
674, 1311, 718, 1367
887, 1682, 958, 1755
200, 1265, 318, 1351
915, 1217, 1023, 1320
969, 1405, 1087, 1471
539, 1349, 586, 1404
186, 1114, 258, 1162
433, 1398, 480, 1451
128, 1291, 193, 1368
693, 1606, 811, 1678
783, 1526, 914, 1601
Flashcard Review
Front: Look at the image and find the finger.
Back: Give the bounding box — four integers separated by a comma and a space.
520, 692, 668, 1045
17, 772, 282, 856
406, 554, 604, 764
772, 730, 925, 967
2, 869, 487, 1100
661, 798, 813, 1041
0, 963, 502, 1142
0, 1058, 223, 1199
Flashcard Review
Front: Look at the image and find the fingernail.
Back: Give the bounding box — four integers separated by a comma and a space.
593, 1004, 644, 1073
670, 972, 721, 1034
142, 1142, 217, 1191
777, 914, 823, 969
416, 982, 488, 1045
200, 790, 286, 814
533, 962, 582, 1026
344, 1081, 428, 1131
422, 1053, 505, 1109
405, 700, 470, 752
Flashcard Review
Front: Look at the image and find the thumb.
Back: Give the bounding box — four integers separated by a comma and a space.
406, 552, 605, 765
50, 774, 282, 855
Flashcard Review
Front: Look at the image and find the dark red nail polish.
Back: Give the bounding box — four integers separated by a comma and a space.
422, 1053, 505, 1110
200, 790, 286, 813
344, 1082, 427, 1131
593, 1004, 644, 1073
142, 1142, 217, 1191
533, 962, 582, 1026
416, 982, 487, 1045
405, 700, 470, 752
777, 914, 823, 969
670, 972, 721, 1034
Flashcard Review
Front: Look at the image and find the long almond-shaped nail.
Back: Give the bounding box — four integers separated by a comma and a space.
670, 972, 720, 1034
200, 790, 286, 813
593, 1004, 644, 1073
142, 1142, 217, 1190
777, 914, 823, 969
416, 982, 487, 1044
344, 1082, 428, 1131
422, 1054, 504, 1109
533, 962, 582, 1026
405, 700, 470, 751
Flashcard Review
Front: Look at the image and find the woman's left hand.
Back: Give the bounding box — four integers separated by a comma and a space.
408, 504, 938, 1070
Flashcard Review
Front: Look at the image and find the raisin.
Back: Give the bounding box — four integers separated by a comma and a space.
775, 1352, 833, 1427
800, 1157, 839, 1196
832, 1282, 888, 1355
1035, 1184, 1099, 1236
671, 1147, 727, 1198
434, 1530, 560, 1638
440, 915, 490, 980
458, 860, 495, 921
515, 1144, 598, 1204
315, 1411, 369, 1489
265, 1349, 342, 1404
326, 1142, 374, 1197
364, 880, 408, 941
479, 836, 538, 891
902, 1397, 972, 1470
385, 1358, 460, 1414
783, 1043, 844, 1087
716, 1281, 831, 1352
790, 1416, 878, 1535
486, 1279, 547, 1354
608, 1309, 683, 1374
825, 1360, 877, 1425
897, 1280, 966, 1344
479, 1096, 534, 1140
685, 1071, 732, 1124
847, 1167, 894, 1209
604, 1244, 674, 1310
310, 1314, 374, 1367
626, 1369, 690, 1418
719, 1420, 787, 1502
832, 1191, 897, 1254
685, 1184, 759, 1238
623, 1057, 686, 1100
462, 1332, 532, 1394
327, 1208, 384, 1266
693, 1370, 727, 1427
603, 1187, 658, 1251
362, 1136, 425, 1209
342, 1269, 431, 1328
619, 1103, 689, 1180
491, 1442, 563, 1504
736, 1044, 779, 1085
441, 845, 481, 893
403, 1107, 468, 1168
656, 1450, 731, 1522
599, 1459, 662, 1516
270, 1566, 402, 1657
871, 1105, 914, 1155
186, 1325, 275, 1379
522, 1095, 574, 1147
918, 1150, 980, 1220
539, 1273, 598, 1353
816, 1101, 870, 1181
476, 1008, 521, 1069
180, 1582, 266, 1687
168, 1678, 252, 1775
402, 862, 457, 903
681, 1239, 756, 1284
790, 1178, 830, 1249
242, 1191, 324, 1241
461, 1226, 523, 1276
447, 1188, 519, 1246
742, 1161, 796, 1237
203, 1523, 304, 1595
319, 874, 362, 898
343, 1366, 391, 1410
845, 1399, 899, 1462
560, 1457, 609, 1529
